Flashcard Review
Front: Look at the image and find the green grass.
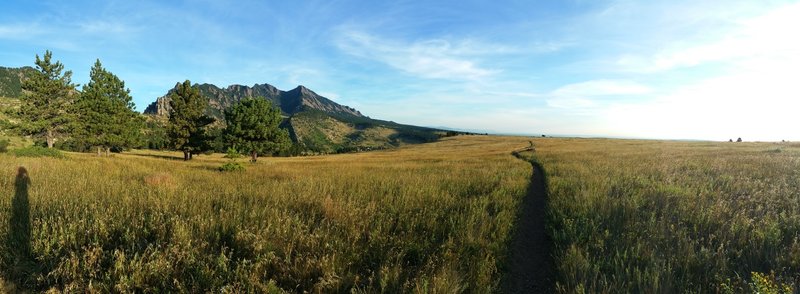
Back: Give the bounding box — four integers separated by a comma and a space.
0, 136, 532, 292
11, 146, 65, 158
533, 138, 800, 293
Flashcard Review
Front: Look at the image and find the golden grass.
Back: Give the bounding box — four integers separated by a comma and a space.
532, 138, 800, 293
9, 134, 795, 292
293, 115, 354, 145
0, 135, 532, 292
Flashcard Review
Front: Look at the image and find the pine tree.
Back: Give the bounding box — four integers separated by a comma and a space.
75, 59, 142, 155
224, 97, 290, 162
167, 80, 214, 160
18, 50, 77, 148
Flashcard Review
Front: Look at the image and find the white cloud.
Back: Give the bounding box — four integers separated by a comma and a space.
603, 64, 800, 141
78, 20, 138, 35
0, 23, 44, 39
281, 66, 322, 87
546, 97, 597, 109
546, 79, 651, 109
552, 79, 651, 97
539, 2, 800, 140
612, 2, 800, 73
334, 29, 498, 81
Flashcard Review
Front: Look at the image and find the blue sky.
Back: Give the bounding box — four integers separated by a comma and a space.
1, 0, 798, 141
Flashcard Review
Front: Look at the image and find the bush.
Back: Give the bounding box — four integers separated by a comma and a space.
0, 138, 9, 153
12, 146, 65, 158
223, 148, 242, 159
218, 161, 245, 172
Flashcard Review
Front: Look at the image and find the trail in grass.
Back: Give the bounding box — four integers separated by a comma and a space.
504, 150, 554, 293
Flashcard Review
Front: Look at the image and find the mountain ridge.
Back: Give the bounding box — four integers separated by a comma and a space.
145, 82, 453, 154
0, 65, 460, 154
143, 83, 363, 120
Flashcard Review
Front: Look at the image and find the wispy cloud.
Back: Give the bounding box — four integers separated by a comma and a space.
281, 66, 323, 88
3, 0, 797, 139
547, 79, 651, 109
552, 79, 651, 97
606, 2, 800, 73
78, 20, 139, 35
334, 29, 501, 81
0, 23, 44, 40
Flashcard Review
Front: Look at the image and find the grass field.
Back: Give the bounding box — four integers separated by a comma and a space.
533, 138, 800, 293
2, 135, 800, 293
0, 136, 532, 292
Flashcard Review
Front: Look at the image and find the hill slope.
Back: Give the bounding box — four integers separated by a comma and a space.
145, 83, 447, 153
0, 66, 35, 98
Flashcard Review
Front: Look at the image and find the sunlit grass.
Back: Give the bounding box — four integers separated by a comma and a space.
7, 135, 793, 292
0, 135, 532, 292
534, 138, 800, 293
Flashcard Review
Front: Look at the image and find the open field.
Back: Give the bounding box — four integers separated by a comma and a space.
533, 138, 800, 293
0, 136, 532, 292
3, 135, 800, 293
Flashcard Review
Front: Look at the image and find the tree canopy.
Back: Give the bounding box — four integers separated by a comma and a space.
224, 97, 290, 162
74, 59, 142, 155
167, 80, 214, 160
17, 50, 77, 148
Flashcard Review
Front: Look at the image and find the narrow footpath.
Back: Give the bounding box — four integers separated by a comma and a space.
504, 150, 554, 293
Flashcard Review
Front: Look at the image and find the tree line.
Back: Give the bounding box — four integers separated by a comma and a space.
8, 50, 289, 161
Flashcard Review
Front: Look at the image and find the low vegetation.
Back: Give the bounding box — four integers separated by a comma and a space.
534, 138, 800, 293
0, 138, 8, 153
4, 127, 798, 293
0, 136, 531, 292
10, 146, 64, 158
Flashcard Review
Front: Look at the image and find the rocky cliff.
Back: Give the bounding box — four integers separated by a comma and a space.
143, 83, 363, 120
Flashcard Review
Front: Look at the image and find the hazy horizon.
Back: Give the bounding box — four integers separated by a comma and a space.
1, 0, 798, 141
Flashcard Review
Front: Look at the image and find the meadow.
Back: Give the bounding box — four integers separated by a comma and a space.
3, 135, 800, 293
532, 138, 800, 293
0, 136, 532, 292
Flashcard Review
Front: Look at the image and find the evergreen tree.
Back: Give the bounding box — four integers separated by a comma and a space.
18, 50, 77, 148
224, 97, 290, 162
167, 80, 214, 160
75, 59, 142, 155
142, 118, 169, 150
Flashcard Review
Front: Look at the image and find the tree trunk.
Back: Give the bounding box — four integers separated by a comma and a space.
251, 151, 257, 163
183, 151, 189, 161
46, 130, 54, 148
97, 146, 102, 156
106, 147, 110, 156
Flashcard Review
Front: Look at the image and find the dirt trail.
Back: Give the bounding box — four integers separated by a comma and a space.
504, 151, 554, 293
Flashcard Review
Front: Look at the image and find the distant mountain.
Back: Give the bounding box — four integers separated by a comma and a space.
144, 83, 362, 119
0, 66, 35, 98
145, 82, 449, 153
2, 64, 460, 153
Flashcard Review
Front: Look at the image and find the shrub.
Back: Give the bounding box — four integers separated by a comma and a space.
223, 147, 242, 159
12, 146, 65, 158
0, 138, 9, 153
218, 161, 245, 172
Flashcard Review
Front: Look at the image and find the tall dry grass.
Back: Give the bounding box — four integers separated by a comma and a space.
0, 136, 531, 292
534, 138, 800, 293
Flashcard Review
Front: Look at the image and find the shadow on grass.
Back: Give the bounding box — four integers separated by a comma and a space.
128, 152, 185, 161
6, 167, 36, 288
